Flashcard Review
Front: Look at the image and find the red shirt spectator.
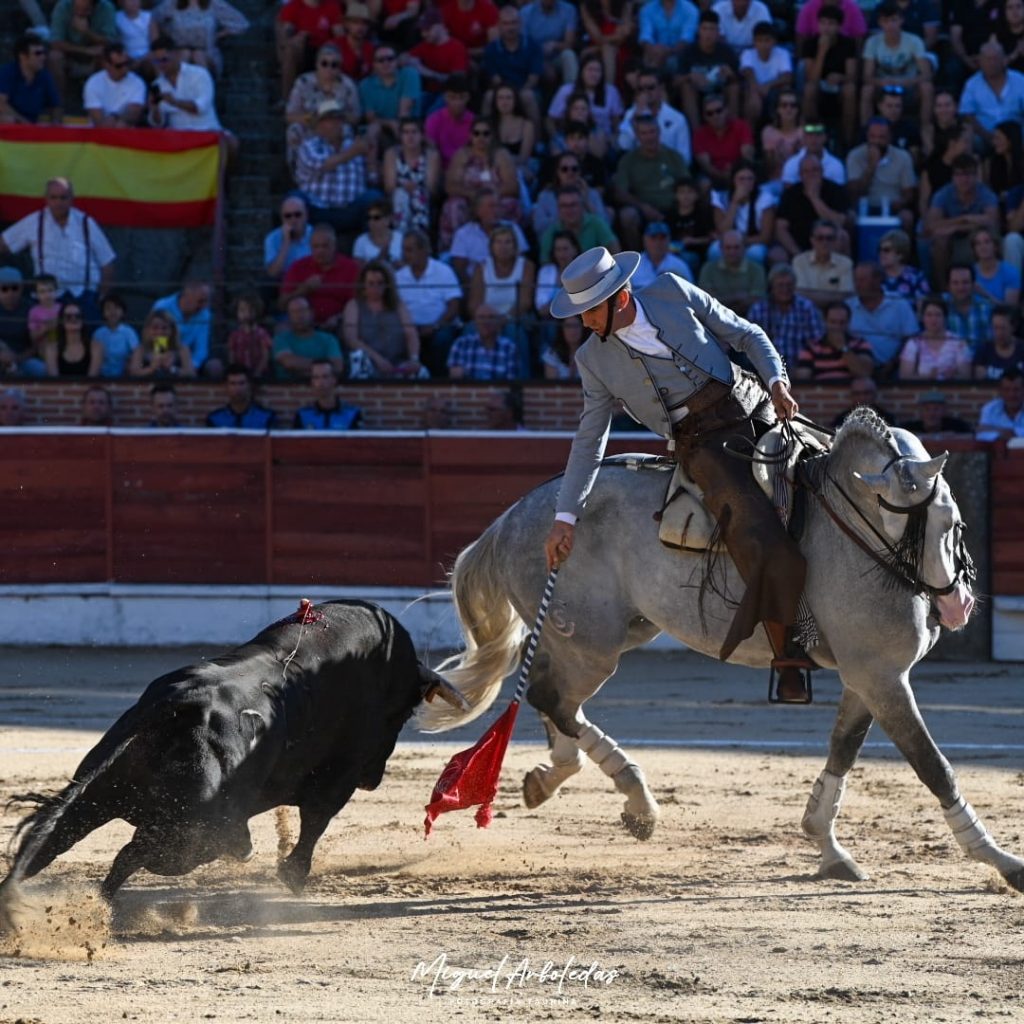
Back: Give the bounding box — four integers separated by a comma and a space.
281, 228, 360, 328
277, 0, 344, 51
693, 108, 754, 186
409, 15, 470, 94
443, 0, 499, 53
337, 4, 375, 79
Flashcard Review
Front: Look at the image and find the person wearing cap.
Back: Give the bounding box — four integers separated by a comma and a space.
337, 3, 375, 80
902, 390, 972, 435
632, 221, 694, 288
545, 245, 815, 703
780, 122, 846, 186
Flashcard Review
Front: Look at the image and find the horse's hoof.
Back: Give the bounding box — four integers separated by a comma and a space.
522, 768, 553, 809
1003, 867, 1024, 893
621, 812, 656, 841
818, 858, 868, 882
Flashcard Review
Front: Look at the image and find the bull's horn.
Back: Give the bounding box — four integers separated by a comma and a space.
427, 679, 472, 711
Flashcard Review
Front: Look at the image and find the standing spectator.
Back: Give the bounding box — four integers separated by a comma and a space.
617, 66, 690, 166
80, 384, 113, 425
358, 42, 421, 141
0, 177, 116, 323
859, 1, 933, 129
761, 90, 804, 184
423, 73, 473, 169
206, 364, 276, 429
631, 221, 693, 287
739, 21, 792, 127
49, 0, 118, 99
877, 228, 930, 309
899, 296, 973, 380
678, 10, 740, 128
845, 261, 920, 374
970, 227, 1021, 305
276, 0, 344, 102
535, 229, 582, 321
226, 293, 273, 379
152, 280, 212, 370
443, 0, 500, 64
792, 218, 855, 307
775, 154, 850, 259
943, 264, 994, 352
481, 5, 543, 124
800, 5, 858, 147
147, 35, 222, 131
974, 304, 1024, 379
264, 195, 313, 284
638, 0, 700, 75
691, 91, 755, 191
94, 292, 139, 377
149, 0, 249, 77
447, 306, 519, 380
27, 274, 62, 357
794, 300, 875, 381
0, 388, 27, 426
712, 0, 772, 54
520, 0, 579, 90
129, 308, 196, 378
958, 41, 1024, 149
697, 229, 766, 315
116, 0, 152, 64
0, 32, 62, 124
272, 294, 345, 380
84, 41, 145, 125
280, 223, 360, 330
404, 10, 469, 106
845, 118, 917, 231
382, 119, 440, 237
149, 382, 179, 427
901, 391, 973, 435
748, 264, 824, 367
976, 369, 1024, 439
293, 358, 362, 429
710, 159, 776, 264
352, 198, 404, 265
0, 268, 43, 378
395, 230, 463, 377
294, 99, 378, 234
539, 187, 618, 263
44, 300, 104, 377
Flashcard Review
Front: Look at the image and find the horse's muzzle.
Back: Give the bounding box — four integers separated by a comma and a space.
936, 583, 975, 631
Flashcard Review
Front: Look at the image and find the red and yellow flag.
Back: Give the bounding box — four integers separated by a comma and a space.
0, 126, 222, 228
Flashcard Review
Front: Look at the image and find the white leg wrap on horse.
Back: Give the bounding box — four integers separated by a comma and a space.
576, 724, 630, 778
944, 796, 998, 859
802, 770, 846, 837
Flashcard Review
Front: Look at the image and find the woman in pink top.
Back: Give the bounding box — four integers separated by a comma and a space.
899, 297, 973, 381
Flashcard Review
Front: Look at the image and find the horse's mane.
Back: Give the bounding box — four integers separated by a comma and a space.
832, 406, 897, 456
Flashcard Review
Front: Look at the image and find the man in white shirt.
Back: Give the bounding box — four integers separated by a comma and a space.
631, 221, 694, 288
147, 34, 221, 132
84, 42, 145, 126
781, 124, 846, 186
0, 176, 115, 321
617, 66, 692, 167
712, 0, 772, 54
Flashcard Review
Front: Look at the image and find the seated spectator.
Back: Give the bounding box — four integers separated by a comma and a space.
450, 188, 529, 286
532, 153, 605, 239
793, 218, 855, 308
781, 123, 846, 186
447, 306, 519, 380
637, 0, 698, 78
0, 267, 45, 377
481, 5, 542, 124
899, 296, 973, 380
999, 0, 1024, 73
352, 199, 404, 265
632, 221, 694, 287
275, 0, 344, 101
280, 223, 359, 331
342, 260, 425, 378
381, 121, 439, 238
483, 386, 526, 430
541, 314, 583, 379
800, 5, 858, 147
556, 119, 609, 197
578, 0, 634, 88
149, 382, 179, 427
152, 280, 212, 372
48, 0, 118, 100
335, 3, 374, 81
679, 10, 740, 126
468, 226, 536, 328
273, 294, 345, 381
539, 186, 617, 264
535, 229, 582, 320
874, 84, 922, 164
748, 264, 824, 367
710, 159, 775, 265
985, 120, 1024, 203
970, 227, 1021, 305
614, 114, 690, 249
761, 89, 804, 183
0, 32, 62, 124
147, 36, 223, 132
974, 305, 1024, 379
920, 91, 973, 210
206, 364, 276, 429
0, 387, 27, 426
44, 300, 103, 377
667, 177, 715, 270
84, 41, 145, 126
902, 390, 973, 434
692, 91, 754, 191
358, 42, 421, 143
859, 1, 933, 129
0, 177, 116, 324
976, 369, 1024, 440
846, 261, 920, 376
877, 228, 930, 310
548, 92, 609, 160
27, 274, 61, 356
845, 118, 917, 232
831, 375, 895, 428
1006, 182, 1024, 276
520, 0, 578, 91
227, 293, 272, 379
423, 73, 473, 169
551, 56, 623, 141
94, 292, 139, 377
616, 66, 688, 164
129, 309, 196, 378
490, 82, 537, 179
713, 0, 772, 54
404, 9, 469, 107
395, 230, 463, 377
285, 42, 360, 174
80, 384, 113, 426
775, 154, 850, 260
440, 118, 520, 251
943, 263, 993, 353
149, 0, 249, 77
924, 153, 999, 286
958, 40, 1024, 150
697, 229, 766, 315
293, 358, 362, 429
115, 0, 151, 65
294, 99, 379, 235
740, 20, 792, 126
264, 195, 313, 285
443, 0, 500, 65
795, 299, 875, 381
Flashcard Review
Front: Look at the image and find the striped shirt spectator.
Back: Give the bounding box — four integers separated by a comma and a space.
747, 265, 824, 367
294, 101, 368, 209
447, 307, 519, 380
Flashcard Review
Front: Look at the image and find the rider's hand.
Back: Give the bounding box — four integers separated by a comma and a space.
771, 380, 799, 422
545, 521, 575, 572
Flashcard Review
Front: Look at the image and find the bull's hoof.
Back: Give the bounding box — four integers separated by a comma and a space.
277, 858, 308, 895
1003, 867, 1024, 893
621, 812, 656, 841
818, 858, 869, 882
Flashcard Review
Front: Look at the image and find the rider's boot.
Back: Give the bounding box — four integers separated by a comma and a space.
764, 620, 815, 704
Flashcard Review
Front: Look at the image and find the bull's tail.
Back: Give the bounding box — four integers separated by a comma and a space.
417, 518, 527, 733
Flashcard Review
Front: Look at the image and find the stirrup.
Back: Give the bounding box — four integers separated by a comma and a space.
768, 659, 814, 705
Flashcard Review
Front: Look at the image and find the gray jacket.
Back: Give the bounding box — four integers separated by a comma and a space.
556, 273, 787, 518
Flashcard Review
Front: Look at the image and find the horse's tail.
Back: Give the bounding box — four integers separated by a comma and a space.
418, 518, 527, 733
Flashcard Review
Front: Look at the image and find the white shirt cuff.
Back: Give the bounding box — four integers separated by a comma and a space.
767, 375, 786, 390
554, 512, 578, 525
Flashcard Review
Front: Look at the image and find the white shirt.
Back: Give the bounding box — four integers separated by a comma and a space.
617, 101, 692, 166
739, 44, 792, 86
84, 68, 146, 119
711, 188, 777, 235
0, 207, 116, 296
712, 0, 772, 52
116, 9, 151, 59
353, 230, 404, 264
153, 62, 221, 130
782, 147, 847, 186
396, 258, 463, 325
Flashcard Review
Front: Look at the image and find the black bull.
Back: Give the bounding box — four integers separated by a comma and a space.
0, 601, 457, 922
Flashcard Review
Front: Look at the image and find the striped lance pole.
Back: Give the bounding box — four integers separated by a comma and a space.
510, 565, 560, 705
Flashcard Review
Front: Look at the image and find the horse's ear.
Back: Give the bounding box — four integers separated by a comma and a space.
852, 470, 887, 491
913, 453, 949, 484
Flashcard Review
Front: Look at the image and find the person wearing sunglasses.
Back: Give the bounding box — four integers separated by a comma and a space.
358, 44, 422, 143
276, 0, 345, 101
84, 41, 145, 126
43, 301, 105, 378
147, 35, 224, 133
0, 31, 62, 125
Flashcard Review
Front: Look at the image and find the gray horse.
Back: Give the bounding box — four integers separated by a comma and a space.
421, 408, 1024, 892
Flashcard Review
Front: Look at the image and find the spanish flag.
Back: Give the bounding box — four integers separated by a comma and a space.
0, 126, 222, 228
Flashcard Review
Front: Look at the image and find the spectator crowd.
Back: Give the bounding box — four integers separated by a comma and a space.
2, 0, 1024, 437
